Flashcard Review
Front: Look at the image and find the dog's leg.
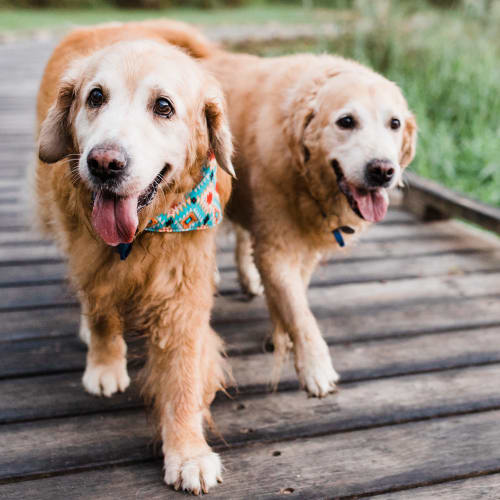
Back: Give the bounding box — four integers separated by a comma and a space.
78, 300, 91, 346
256, 246, 339, 397
143, 307, 225, 494
81, 306, 130, 397
79, 311, 91, 346
268, 305, 293, 390
234, 224, 264, 297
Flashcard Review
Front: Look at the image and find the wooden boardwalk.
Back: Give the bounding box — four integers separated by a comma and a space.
2, 39, 500, 500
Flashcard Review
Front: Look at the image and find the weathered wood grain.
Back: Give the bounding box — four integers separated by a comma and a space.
0, 307, 79, 341
0, 282, 75, 311
2, 350, 500, 428
2, 410, 500, 498
219, 248, 500, 295
0, 218, 453, 262
2, 245, 500, 292
212, 272, 500, 324
1, 292, 499, 348
0, 262, 67, 287
0, 234, 490, 266
2, 363, 500, 479
376, 473, 500, 499
404, 171, 500, 235
3, 267, 500, 313
2, 324, 500, 389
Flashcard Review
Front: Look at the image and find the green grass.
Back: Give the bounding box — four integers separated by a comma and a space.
0, 5, 343, 31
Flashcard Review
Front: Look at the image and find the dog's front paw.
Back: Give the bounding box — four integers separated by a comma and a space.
164, 450, 223, 495
296, 346, 339, 397
82, 357, 130, 397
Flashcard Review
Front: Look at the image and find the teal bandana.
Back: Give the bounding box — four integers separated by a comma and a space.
115, 153, 222, 260
145, 153, 222, 233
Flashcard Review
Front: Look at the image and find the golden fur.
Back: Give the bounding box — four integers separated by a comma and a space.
35, 21, 233, 494
143, 19, 418, 397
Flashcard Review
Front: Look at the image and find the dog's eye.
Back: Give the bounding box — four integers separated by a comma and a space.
87, 88, 104, 108
154, 97, 175, 118
336, 115, 356, 129
390, 118, 401, 130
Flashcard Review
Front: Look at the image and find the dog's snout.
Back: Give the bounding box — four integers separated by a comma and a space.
87, 144, 128, 182
365, 159, 395, 188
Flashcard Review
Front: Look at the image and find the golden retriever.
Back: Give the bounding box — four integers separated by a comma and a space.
35, 21, 235, 494
147, 20, 418, 397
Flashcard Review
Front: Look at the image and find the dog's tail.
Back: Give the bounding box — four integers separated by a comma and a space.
138, 19, 218, 59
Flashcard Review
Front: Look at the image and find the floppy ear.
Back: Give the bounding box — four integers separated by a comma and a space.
283, 83, 318, 171
204, 91, 235, 178
400, 114, 417, 168
38, 78, 77, 164
298, 108, 315, 166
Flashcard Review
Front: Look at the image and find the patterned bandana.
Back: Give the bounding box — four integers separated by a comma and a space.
115, 153, 222, 260
145, 152, 222, 233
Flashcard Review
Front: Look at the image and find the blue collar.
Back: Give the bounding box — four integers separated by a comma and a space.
332, 226, 355, 247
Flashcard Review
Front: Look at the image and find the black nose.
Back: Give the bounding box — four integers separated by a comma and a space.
87, 144, 128, 182
365, 159, 395, 188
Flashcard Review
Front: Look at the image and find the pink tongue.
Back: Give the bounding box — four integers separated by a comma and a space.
92, 192, 139, 246
351, 186, 388, 223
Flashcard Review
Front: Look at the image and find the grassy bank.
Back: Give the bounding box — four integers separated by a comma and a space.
0, 5, 342, 31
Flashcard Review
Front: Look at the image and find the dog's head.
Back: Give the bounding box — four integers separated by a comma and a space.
287, 66, 417, 224
38, 39, 234, 246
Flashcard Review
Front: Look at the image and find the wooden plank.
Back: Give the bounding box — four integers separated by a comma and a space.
0, 221, 421, 248
213, 272, 500, 323
0, 336, 86, 378
404, 171, 500, 234
1, 345, 500, 426
2, 269, 500, 314
1, 291, 498, 347
0, 282, 74, 311
2, 407, 500, 498
0, 262, 66, 288
0, 231, 494, 265
0, 205, 31, 215
0, 220, 422, 246
0, 246, 64, 264
0, 307, 79, 342
0, 222, 419, 249
376, 473, 500, 499
1, 245, 499, 291
0, 409, 151, 482
0, 141, 33, 150
1, 323, 500, 387
0, 171, 25, 181
219, 249, 500, 295
1, 221, 453, 262
219, 293, 500, 355
231, 326, 500, 390
0, 199, 20, 207
3, 353, 500, 465
0, 180, 26, 189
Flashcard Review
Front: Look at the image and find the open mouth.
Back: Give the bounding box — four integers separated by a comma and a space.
91, 164, 170, 247
331, 160, 388, 223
